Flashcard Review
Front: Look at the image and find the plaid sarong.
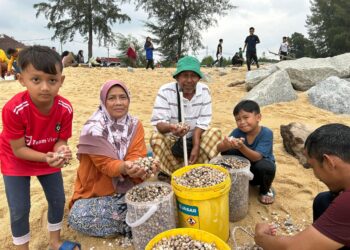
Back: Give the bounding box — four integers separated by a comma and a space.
150, 128, 222, 175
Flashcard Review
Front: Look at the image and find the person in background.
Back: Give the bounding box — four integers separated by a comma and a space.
77, 50, 84, 64
6, 48, 21, 76
232, 52, 243, 66
212, 39, 223, 67
61, 51, 78, 67
279, 36, 289, 60
144, 37, 154, 70
126, 43, 137, 68
0, 48, 9, 79
243, 27, 260, 71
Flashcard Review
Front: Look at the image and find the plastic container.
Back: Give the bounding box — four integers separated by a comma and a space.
145, 228, 231, 250
210, 155, 253, 222
125, 181, 176, 250
171, 164, 231, 241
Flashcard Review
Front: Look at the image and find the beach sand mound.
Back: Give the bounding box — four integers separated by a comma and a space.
1, 66, 349, 249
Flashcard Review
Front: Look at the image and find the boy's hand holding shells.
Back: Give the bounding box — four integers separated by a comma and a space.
228, 136, 245, 149
46, 145, 72, 168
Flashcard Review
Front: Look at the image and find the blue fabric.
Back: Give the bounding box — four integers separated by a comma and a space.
245, 35, 260, 52
3, 172, 65, 237
59, 240, 81, 250
145, 45, 154, 60
12, 61, 20, 73
222, 126, 275, 162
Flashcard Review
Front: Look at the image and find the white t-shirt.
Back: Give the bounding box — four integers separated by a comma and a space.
280, 41, 289, 53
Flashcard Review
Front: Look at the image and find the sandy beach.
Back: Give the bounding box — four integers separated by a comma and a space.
1, 66, 350, 249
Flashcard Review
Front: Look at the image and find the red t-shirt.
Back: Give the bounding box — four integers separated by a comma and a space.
127, 47, 137, 59
0, 91, 73, 176
313, 190, 350, 247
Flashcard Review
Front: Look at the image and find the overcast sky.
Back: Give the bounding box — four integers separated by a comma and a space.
0, 0, 311, 61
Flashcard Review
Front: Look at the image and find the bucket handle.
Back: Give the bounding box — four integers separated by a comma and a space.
125, 204, 158, 228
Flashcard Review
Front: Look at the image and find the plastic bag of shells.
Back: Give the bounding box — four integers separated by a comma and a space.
210, 155, 253, 222
125, 181, 176, 250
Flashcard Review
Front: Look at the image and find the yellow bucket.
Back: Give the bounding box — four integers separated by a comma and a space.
145, 228, 231, 250
171, 164, 231, 241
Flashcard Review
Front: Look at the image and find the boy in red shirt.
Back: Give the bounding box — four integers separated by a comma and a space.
0, 46, 80, 249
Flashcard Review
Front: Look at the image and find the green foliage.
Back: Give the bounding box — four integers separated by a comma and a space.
222, 57, 232, 67
135, 0, 235, 62
289, 32, 318, 58
34, 0, 131, 59
115, 33, 146, 67
201, 56, 214, 66
306, 0, 350, 57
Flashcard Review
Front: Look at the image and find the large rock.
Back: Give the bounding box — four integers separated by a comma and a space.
276, 53, 350, 91
280, 122, 314, 167
245, 64, 278, 91
307, 76, 350, 114
243, 70, 297, 106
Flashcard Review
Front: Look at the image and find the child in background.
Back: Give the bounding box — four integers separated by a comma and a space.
217, 100, 276, 205
0, 46, 80, 249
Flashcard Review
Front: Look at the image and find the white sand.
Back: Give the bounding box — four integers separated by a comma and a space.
1, 66, 350, 249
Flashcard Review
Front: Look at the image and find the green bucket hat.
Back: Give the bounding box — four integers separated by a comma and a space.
173, 56, 204, 79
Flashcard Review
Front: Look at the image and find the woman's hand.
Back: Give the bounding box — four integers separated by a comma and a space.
123, 161, 147, 179
149, 159, 160, 178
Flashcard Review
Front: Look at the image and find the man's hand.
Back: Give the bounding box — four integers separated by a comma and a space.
255, 223, 277, 237
189, 145, 200, 164
169, 123, 189, 137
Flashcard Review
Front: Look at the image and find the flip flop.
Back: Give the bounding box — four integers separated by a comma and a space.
259, 187, 275, 205
59, 240, 81, 250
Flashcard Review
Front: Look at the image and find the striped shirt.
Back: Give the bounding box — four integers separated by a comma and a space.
151, 82, 212, 137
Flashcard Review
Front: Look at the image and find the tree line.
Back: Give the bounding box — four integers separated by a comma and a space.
34, 0, 349, 63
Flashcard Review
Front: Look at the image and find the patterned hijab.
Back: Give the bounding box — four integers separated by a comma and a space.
78, 80, 138, 160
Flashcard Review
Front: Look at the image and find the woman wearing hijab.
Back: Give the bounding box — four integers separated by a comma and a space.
68, 80, 159, 237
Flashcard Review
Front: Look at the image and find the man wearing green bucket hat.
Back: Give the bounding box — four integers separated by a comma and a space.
150, 56, 221, 176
